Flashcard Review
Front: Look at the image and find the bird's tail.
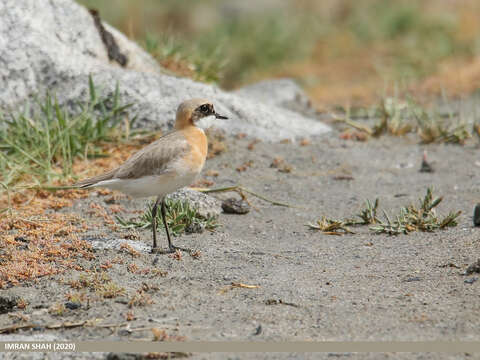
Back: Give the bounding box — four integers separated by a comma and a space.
74, 170, 116, 188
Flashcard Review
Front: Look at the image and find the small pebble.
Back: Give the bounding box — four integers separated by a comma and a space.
118, 329, 131, 336
419, 151, 434, 173
464, 277, 478, 284
65, 302, 81, 310
465, 259, 480, 275
0, 295, 20, 314
222, 198, 250, 214
419, 159, 434, 173
185, 222, 205, 234
473, 204, 480, 226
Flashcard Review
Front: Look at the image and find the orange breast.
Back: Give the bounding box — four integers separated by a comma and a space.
181, 126, 208, 172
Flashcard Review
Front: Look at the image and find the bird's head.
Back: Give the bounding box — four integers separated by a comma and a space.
175, 98, 228, 130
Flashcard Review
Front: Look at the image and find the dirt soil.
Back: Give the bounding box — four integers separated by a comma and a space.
2, 120, 480, 360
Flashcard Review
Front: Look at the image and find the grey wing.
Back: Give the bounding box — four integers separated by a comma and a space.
114, 131, 190, 180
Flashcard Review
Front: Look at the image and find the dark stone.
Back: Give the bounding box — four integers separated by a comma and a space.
65, 301, 81, 310
222, 198, 250, 214
14, 236, 29, 243
464, 277, 478, 284
465, 259, 480, 275
185, 222, 205, 234
419, 159, 434, 173
473, 204, 480, 226
0, 295, 19, 314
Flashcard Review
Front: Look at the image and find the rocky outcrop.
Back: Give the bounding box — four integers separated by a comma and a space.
0, 0, 331, 141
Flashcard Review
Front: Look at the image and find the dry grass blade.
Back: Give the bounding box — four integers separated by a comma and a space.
333, 116, 373, 136
309, 199, 379, 234
231, 282, 260, 289
219, 282, 260, 294
195, 185, 294, 208
438, 211, 462, 229
308, 216, 355, 235
0, 319, 134, 334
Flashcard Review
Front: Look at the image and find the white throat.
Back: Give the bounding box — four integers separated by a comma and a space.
195, 115, 216, 130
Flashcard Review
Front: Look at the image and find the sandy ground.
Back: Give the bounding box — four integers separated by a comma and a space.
2, 126, 480, 360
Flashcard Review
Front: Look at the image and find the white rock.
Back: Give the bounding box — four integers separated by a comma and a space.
167, 188, 222, 219
0, 0, 331, 142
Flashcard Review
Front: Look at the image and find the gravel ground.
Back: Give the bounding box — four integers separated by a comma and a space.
2, 128, 480, 360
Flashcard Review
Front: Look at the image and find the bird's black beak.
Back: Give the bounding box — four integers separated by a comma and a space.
215, 112, 228, 120
215, 113, 228, 120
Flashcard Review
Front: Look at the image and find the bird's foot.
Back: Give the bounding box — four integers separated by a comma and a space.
169, 245, 193, 253
151, 245, 193, 254
151, 247, 170, 254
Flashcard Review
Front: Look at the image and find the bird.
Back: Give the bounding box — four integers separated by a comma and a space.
74, 98, 228, 254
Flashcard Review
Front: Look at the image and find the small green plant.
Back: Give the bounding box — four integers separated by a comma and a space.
308, 198, 379, 235
370, 188, 461, 235
144, 32, 227, 84
309, 189, 460, 236
412, 104, 471, 144
48, 303, 66, 316
116, 198, 218, 236
0, 77, 132, 187
142, 11, 317, 88
69, 271, 125, 299
355, 198, 380, 225
340, 96, 473, 144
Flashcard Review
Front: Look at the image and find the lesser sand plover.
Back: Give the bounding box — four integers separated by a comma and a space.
75, 98, 228, 253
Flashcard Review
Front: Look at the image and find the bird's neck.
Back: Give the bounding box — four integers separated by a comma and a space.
174, 110, 194, 129
180, 125, 208, 160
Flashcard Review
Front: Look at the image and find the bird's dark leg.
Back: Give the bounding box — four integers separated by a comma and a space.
160, 197, 174, 252
152, 196, 192, 254
150, 196, 161, 252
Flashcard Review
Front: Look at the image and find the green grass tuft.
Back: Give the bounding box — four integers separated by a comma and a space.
309, 188, 461, 236
142, 11, 317, 87
116, 198, 219, 236
0, 77, 132, 188
370, 188, 461, 235
339, 95, 472, 144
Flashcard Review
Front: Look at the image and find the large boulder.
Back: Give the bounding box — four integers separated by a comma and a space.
0, 0, 330, 141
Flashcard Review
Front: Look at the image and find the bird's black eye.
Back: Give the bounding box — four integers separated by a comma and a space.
199, 104, 210, 113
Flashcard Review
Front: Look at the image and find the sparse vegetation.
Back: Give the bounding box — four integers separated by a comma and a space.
353, 198, 380, 225
370, 188, 461, 235
0, 77, 132, 188
308, 198, 380, 235
143, 32, 227, 83
338, 96, 473, 144
48, 303, 66, 316
78, 0, 480, 104
309, 188, 460, 236
69, 271, 125, 299
116, 198, 219, 236
308, 216, 355, 235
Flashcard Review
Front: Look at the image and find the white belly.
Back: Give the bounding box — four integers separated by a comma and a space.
94, 172, 199, 198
